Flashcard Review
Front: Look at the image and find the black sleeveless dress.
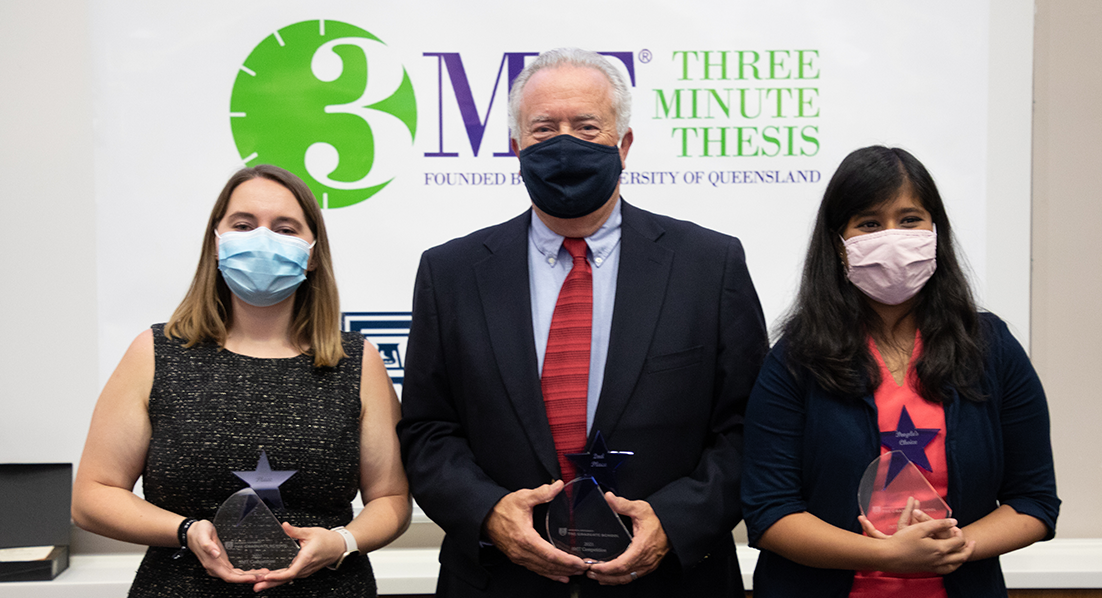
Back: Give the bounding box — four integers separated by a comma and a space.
128, 324, 375, 597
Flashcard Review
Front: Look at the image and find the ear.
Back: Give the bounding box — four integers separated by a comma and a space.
510, 137, 520, 157
211, 230, 221, 260
618, 128, 634, 168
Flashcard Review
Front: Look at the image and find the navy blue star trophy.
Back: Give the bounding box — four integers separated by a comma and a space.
857, 408, 951, 535
545, 432, 633, 561
212, 451, 300, 569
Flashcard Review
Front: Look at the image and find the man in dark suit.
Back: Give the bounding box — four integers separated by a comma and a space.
398, 47, 769, 597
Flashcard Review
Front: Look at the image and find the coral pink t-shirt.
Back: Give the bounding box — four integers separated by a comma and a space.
850, 334, 949, 598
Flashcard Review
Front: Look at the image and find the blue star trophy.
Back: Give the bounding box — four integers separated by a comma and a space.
545, 432, 633, 561
857, 407, 951, 535
212, 451, 300, 569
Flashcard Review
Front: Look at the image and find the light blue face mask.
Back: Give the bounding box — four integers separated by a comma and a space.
216, 227, 314, 307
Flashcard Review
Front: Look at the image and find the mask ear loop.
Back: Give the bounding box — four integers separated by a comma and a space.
305, 239, 317, 271
837, 234, 850, 273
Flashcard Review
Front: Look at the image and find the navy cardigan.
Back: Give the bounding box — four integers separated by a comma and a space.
742, 313, 1059, 598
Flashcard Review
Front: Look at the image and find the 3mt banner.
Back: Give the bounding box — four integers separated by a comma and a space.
91, 1, 1007, 387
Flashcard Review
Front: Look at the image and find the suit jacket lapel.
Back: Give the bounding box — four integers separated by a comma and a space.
473, 210, 560, 479
592, 201, 673, 439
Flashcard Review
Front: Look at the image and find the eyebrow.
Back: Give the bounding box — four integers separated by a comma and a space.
223, 211, 256, 221
852, 205, 927, 219
224, 212, 306, 229
526, 113, 604, 126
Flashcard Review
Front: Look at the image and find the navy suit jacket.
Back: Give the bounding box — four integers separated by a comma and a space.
398, 200, 769, 597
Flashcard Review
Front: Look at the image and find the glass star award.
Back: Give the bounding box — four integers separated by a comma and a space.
857, 450, 951, 535
545, 432, 633, 561
212, 451, 299, 569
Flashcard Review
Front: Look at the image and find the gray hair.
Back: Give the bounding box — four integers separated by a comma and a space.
507, 47, 632, 143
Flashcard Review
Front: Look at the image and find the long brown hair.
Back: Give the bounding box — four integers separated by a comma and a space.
165, 165, 346, 367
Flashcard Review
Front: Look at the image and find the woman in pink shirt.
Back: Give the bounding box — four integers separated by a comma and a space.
742, 146, 1059, 597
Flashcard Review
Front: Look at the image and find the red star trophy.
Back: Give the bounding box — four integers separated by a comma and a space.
211, 451, 300, 569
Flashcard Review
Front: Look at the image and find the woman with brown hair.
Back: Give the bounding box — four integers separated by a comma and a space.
73, 165, 409, 596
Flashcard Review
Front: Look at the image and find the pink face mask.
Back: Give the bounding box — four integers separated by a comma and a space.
843, 228, 937, 305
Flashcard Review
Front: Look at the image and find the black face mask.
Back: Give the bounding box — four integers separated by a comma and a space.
518, 134, 623, 219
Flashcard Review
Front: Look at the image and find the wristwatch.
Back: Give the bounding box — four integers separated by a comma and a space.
327, 526, 359, 570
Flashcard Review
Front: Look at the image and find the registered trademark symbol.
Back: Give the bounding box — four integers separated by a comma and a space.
639, 49, 652, 63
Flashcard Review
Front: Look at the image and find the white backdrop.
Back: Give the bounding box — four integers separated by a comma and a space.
90, 1, 1011, 395
8, 0, 1086, 543
0, 0, 1032, 480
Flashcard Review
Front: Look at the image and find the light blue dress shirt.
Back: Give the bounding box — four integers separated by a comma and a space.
528, 200, 622, 434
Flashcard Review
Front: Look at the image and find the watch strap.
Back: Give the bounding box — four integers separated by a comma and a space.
327, 526, 359, 570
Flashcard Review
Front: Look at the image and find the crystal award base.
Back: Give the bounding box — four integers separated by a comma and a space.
212, 488, 299, 570
546, 476, 632, 561
857, 450, 951, 535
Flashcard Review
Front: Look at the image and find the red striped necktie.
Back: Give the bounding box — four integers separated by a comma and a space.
541, 237, 592, 482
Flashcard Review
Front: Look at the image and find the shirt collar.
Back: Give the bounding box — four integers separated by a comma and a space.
529, 200, 622, 268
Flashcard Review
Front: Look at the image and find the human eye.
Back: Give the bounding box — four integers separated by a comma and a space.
531, 126, 555, 140
267, 221, 298, 236
529, 119, 553, 132
577, 122, 602, 138
856, 219, 881, 231
270, 216, 309, 237
231, 222, 255, 231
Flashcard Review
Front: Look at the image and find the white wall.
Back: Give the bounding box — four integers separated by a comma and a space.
1032, 0, 1102, 539
0, 0, 99, 465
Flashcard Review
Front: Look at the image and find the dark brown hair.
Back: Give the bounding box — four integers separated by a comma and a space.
782, 146, 984, 403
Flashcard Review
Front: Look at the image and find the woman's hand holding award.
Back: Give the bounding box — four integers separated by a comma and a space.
858, 450, 951, 535
212, 451, 300, 570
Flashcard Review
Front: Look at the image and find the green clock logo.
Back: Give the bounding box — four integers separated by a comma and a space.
230, 20, 417, 209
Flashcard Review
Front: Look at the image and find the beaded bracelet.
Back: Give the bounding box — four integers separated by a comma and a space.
177, 518, 199, 549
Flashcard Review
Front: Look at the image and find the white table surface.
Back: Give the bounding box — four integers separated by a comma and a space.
3, 539, 1099, 596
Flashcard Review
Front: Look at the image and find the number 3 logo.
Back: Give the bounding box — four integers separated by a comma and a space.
230, 20, 417, 209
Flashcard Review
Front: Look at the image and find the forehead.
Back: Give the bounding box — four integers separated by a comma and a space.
851, 184, 925, 215
224, 178, 305, 219
518, 65, 615, 115
878, 189, 927, 213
